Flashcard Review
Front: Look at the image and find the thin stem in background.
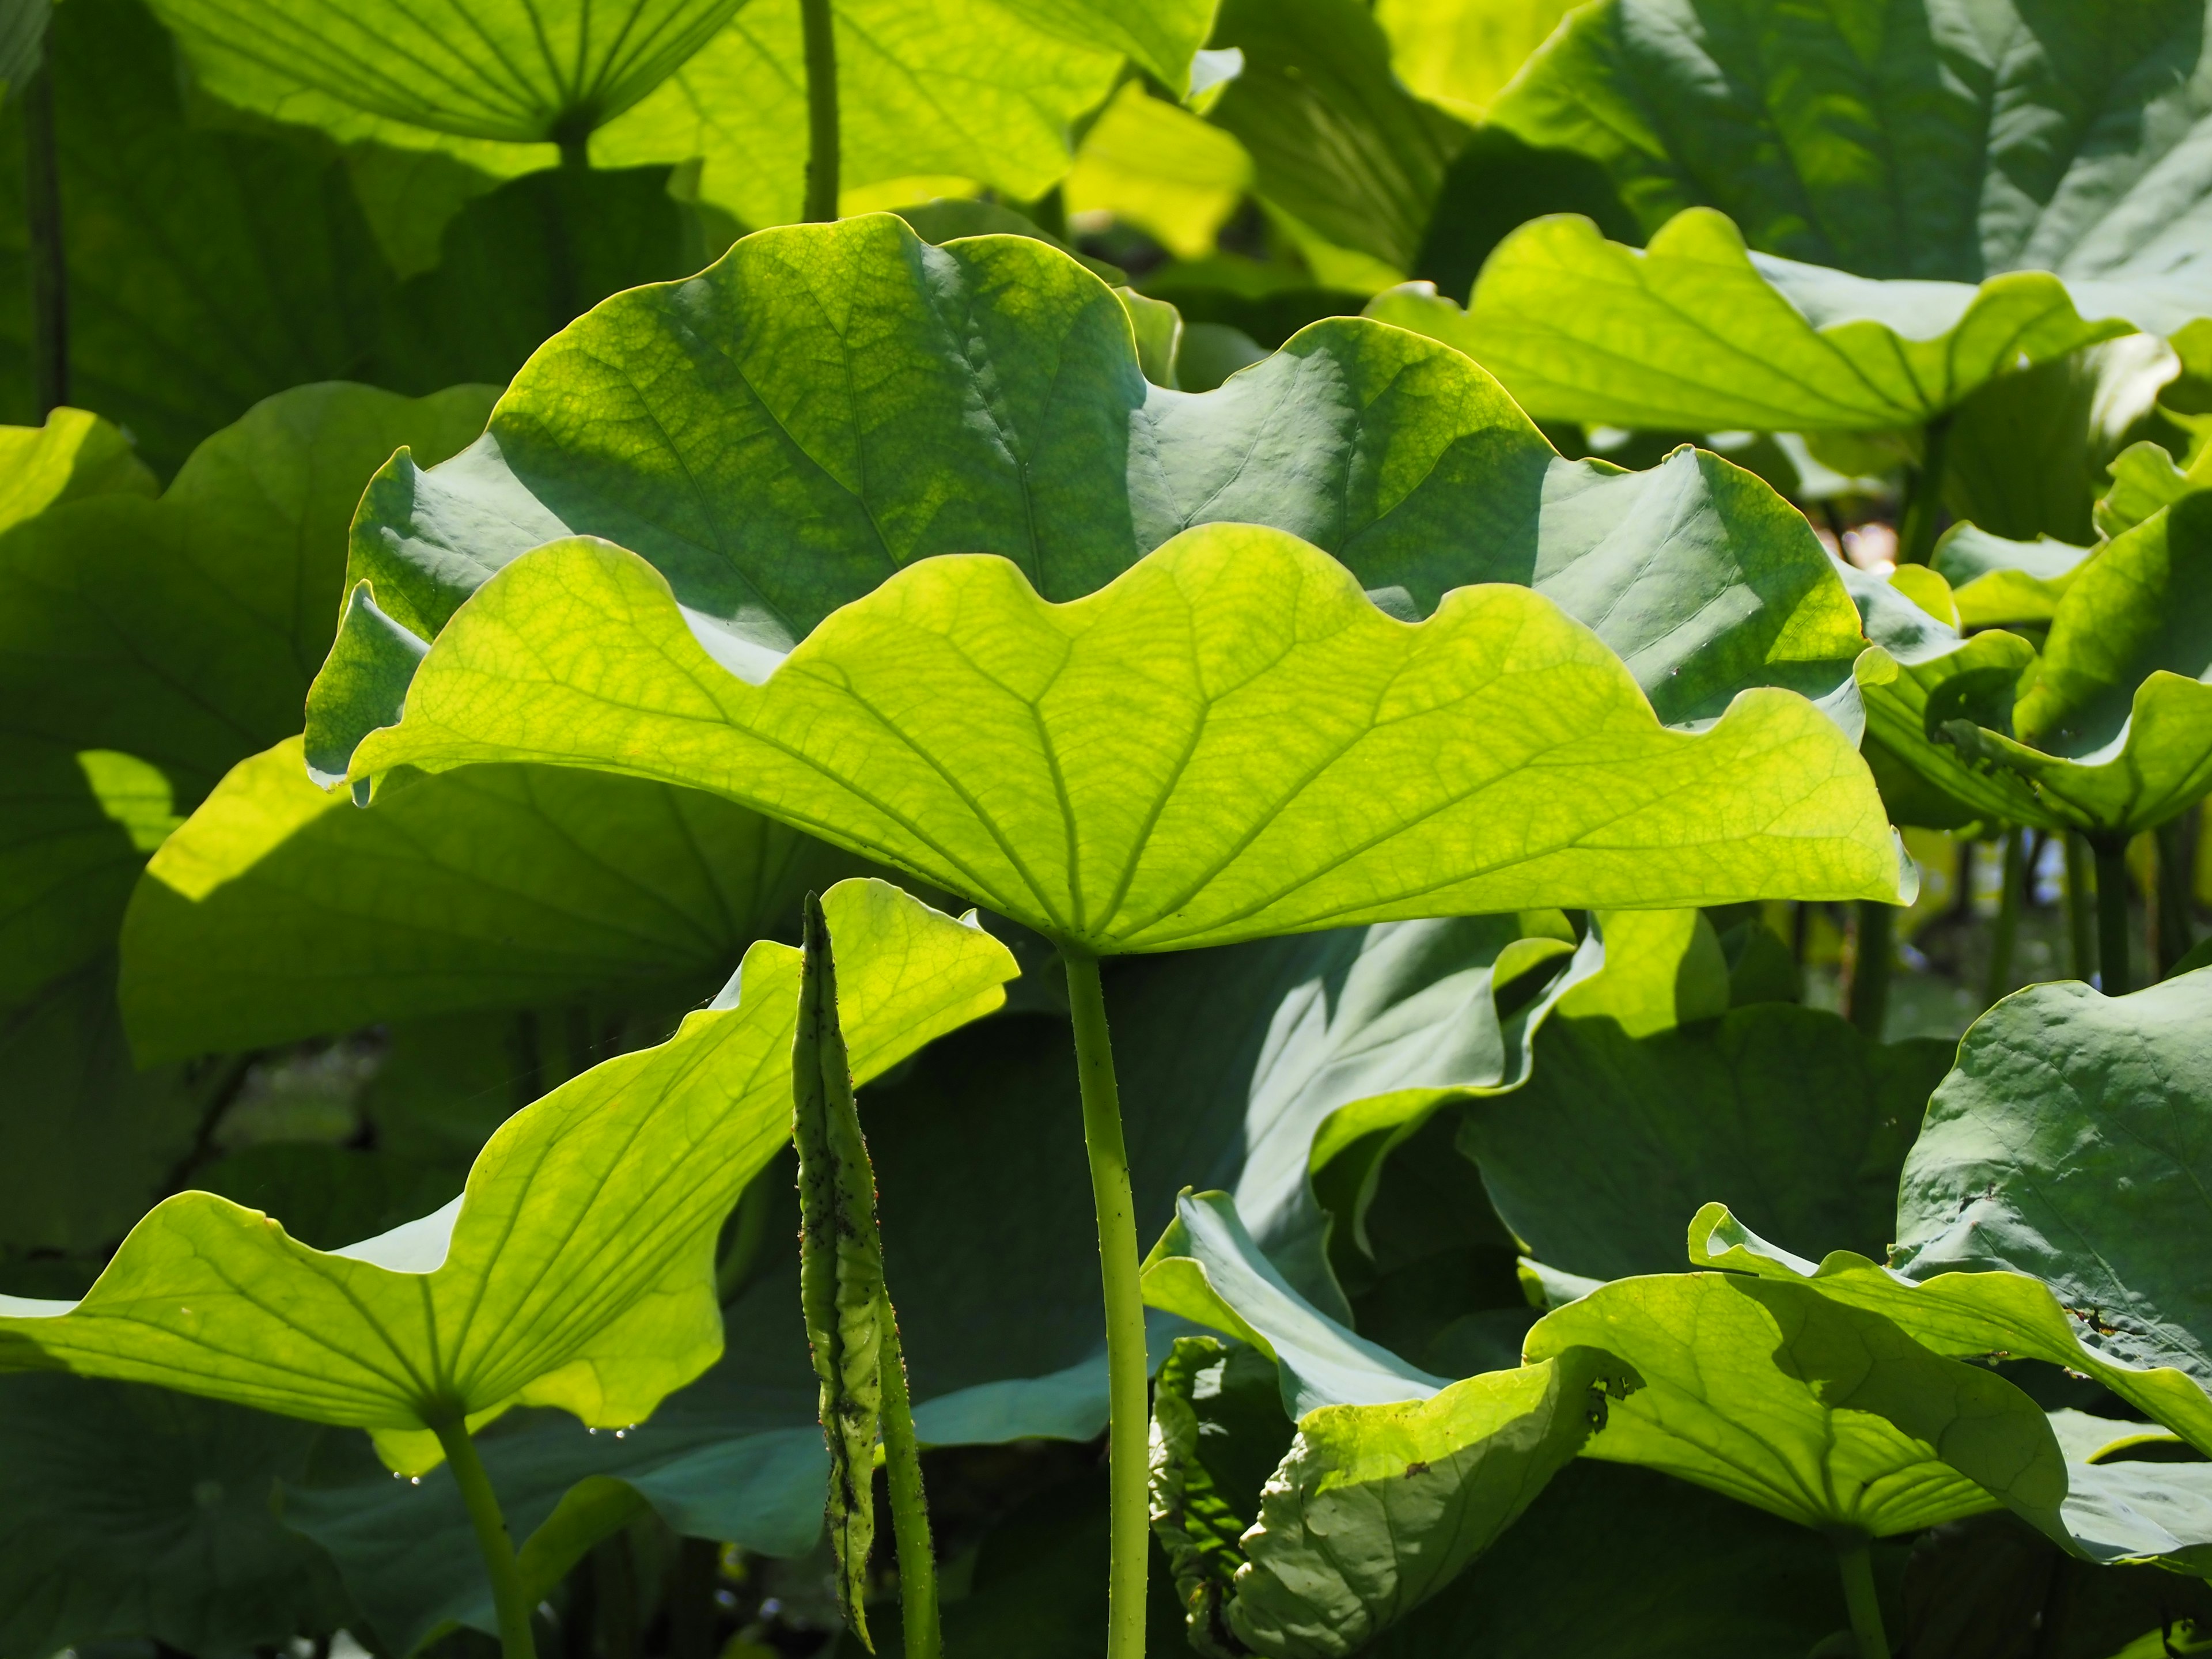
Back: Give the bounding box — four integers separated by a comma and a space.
1984, 828, 2025, 1005
2063, 833, 2097, 982
1061, 950, 1150, 1659
1835, 1535, 1889, 1659
432, 1416, 538, 1659
800, 0, 839, 221
2154, 813, 2197, 978
877, 1287, 942, 1659
24, 39, 67, 417
1844, 901, 1893, 1040
1895, 412, 1953, 566
2092, 835, 2134, 996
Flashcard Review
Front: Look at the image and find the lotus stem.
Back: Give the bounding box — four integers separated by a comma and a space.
1896, 412, 1952, 566
1984, 828, 2024, 1005
877, 1287, 942, 1659
432, 1416, 537, 1659
24, 41, 67, 417
2154, 813, 2197, 978
2064, 833, 2097, 981
800, 0, 839, 221
1061, 949, 1150, 1659
1844, 901, 1893, 1040
2092, 834, 2134, 995
1834, 1535, 1889, 1659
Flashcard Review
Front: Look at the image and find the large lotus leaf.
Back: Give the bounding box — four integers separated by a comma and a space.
0, 405, 156, 521
346, 525, 1910, 960
1490, 0, 2212, 309
308, 211, 1872, 770
0, 0, 397, 474
2100, 437, 2212, 539
1460, 911, 1950, 1282
590, 0, 1211, 227
1368, 209, 2142, 434
1933, 524, 2094, 630
0, 1373, 352, 1657
1899, 971, 2212, 1393
1524, 1272, 2070, 1539
1854, 492, 2212, 835
146, 0, 737, 156
1064, 84, 1255, 264
1142, 1191, 1626, 1658
1687, 1206, 2212, 1461
0, 879, 1015, 1474
119, 737, 849, 1059
1203, 0, 1467, 277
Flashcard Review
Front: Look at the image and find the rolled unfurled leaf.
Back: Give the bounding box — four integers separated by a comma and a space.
796, 891, 891, 1647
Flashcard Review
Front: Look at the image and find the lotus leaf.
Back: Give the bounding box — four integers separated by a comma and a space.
344, 524, 1910, 959
1460, 911, 1950, 1281
1524, 1272, 2069, 1540
1374, 0, 1578, 124
305, 213, 1873, 775
590, 0, 1213, 226
120, 738, 847, 1059
1064, 84, 1253, 263
1376, 0, 2212, 435
1142, 1192, 1624, 1658
0, 878, 1016, 1474
0, 0, 397, 472
1931, 525, 2093, 630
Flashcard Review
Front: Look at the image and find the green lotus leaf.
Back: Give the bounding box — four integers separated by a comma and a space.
146, 0, 743, 158
1854, 489, 2212, 835
1460, 910, 1951, 1282
1687, 1207, 2212, 1461
0, 0, 402, 472
0, 1373, 351, 1658
2100, 438, 2212, 540
590, 0, 1211, 226
1931, 524, 2093, 630
0, 405, 156, 520
1374, 0, 1577, 125
119, 737, 849, 1059
1524, 1271, 2070, 1540
1143, 1191, 1624, 1658
346, 524, 1910, 959
0, 878, 1016, 1474
2039, 1410, 2212, 1574
1203, 0, 1466, 277
306, 212, 1873, 772
1368, 209, 2141, 434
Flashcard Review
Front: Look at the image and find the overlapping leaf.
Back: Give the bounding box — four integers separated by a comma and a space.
345, 524, 1909, 957
305, 211, 1873, 778
0, 879, 1015, 1474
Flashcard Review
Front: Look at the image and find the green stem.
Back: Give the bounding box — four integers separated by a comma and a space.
2065, 832, 2097, 982
1896, 413, 1953, 567
1984, 828, 2025, 1005
24, 43, 67, 418
433, 1417, 537, 1659
800, 0, 839, 221
1061, 950, 1150, 1659
1835, 1536, 1889, 1659
877, 1288, 941, 1659
2155, 813, 2197, 979
2092, 835, 2134, 996
1845, 901, 1893, 1040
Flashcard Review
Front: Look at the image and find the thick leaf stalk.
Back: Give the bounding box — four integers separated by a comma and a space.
1984, 830, 2024, 1005
2092, 835, 2134, 995
1834, 1535, 1888, 1659
795, 892, 938, 1654
433, 1417, 537, 1659
1844, 901, 1893, 1039
800, 0, 838, 221
23, 40, 66, 416
1063, 950, 1151, 1659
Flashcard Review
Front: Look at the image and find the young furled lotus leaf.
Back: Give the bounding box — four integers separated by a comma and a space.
1692, 969, 2212, 1453
1852, 488, 2212, 837
1370, 0, 2212, 434
1142, 1192, 1627, 1658
594, 0, 1215, 225
0, 879, 1016, 1474
119, 737, 851, 1059
305, 211, 1873, 782
1460, 911, 1950, 1282
1523, 1272, 2069, 1541
344, 523, 1911, 956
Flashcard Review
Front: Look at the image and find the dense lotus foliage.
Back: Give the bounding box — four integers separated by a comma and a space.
3, 2, 2211, 1657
